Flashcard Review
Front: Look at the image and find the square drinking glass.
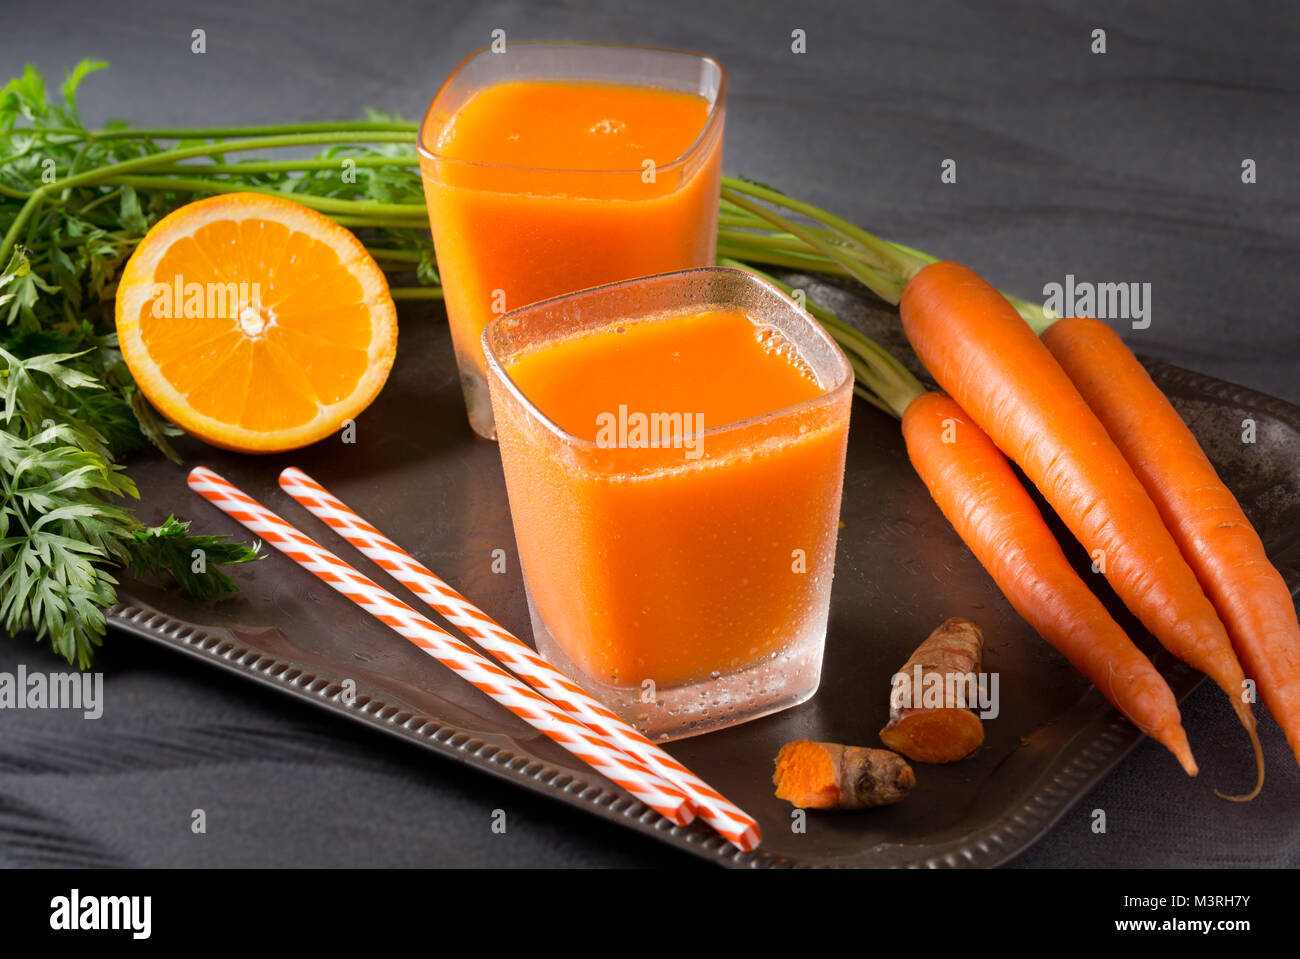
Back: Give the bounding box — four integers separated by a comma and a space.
419, 43, 727, 439
483, 267, 853, 741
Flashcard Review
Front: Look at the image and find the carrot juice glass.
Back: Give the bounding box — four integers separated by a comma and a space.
484, 268, 853, 741
418, 43, 726, 439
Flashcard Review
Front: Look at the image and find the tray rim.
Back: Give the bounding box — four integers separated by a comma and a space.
106, 357, 1300, 869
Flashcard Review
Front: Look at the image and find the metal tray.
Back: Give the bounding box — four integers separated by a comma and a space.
106, 276, 1300, 868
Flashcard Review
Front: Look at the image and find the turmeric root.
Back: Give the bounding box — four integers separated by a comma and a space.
880, 617, 986, 763
773, 740, 915, 810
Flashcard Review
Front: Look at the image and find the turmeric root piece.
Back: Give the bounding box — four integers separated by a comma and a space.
880, 617, 986, 763
773, 740, 915, 810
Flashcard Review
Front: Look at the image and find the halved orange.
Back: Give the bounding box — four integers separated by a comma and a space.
116, 192, 398, 453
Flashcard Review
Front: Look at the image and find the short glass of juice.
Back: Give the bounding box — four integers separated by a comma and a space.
418, 43, 727, 439
484, 267, 853, 741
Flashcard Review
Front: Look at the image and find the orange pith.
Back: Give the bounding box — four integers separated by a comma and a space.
115, 193, 398, 453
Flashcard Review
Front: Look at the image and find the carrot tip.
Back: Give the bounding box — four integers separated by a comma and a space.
1165, 730, 1198, 778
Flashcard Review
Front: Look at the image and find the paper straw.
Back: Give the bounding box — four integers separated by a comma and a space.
278, 466, 762, 852
187, 466, 694, 827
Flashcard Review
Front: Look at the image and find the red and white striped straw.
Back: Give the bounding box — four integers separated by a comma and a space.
278, 466, 762, 852
186, 466, 695, 828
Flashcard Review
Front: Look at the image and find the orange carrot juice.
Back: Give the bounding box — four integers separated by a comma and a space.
419, 45, 726, 438
484, 268, 852, 740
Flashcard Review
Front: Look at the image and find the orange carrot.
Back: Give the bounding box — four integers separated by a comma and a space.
722, 258, 1198, 773
900, 262, 1261, 798
902, 392, 1197, 774
1043, 316, 1300, 766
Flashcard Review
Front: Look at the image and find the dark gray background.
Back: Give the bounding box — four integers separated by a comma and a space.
2, 0, 1298, 867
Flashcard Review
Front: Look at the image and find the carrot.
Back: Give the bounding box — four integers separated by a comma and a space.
773, 741, 915, 810
1043, 316, 1300, 766
720, 258, 1199, 773
899, 262, 1261, 799
902, 393, 1197, 774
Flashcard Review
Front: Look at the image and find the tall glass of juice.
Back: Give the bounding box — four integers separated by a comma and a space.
484, 267, 853, 741
418, 44, 726, 439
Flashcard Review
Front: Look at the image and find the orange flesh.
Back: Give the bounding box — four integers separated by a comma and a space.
880, 711, 985, 764
773, 741, 840, 809
420, 79, 722, 387
131, 209, 392, 441
492, 308, 850, 688
141, 221, 369, 427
